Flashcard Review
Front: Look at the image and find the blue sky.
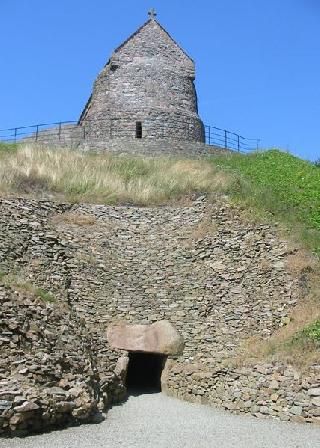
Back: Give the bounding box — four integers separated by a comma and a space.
1, 0, 319, 160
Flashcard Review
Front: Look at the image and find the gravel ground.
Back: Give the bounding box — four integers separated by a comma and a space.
1, 393, 320, 448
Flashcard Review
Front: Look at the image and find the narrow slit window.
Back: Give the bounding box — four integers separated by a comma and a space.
136, 121, 142, 139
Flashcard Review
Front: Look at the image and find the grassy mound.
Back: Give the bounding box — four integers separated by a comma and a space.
0, 143, 319, 366
0, 144, 319, 251
213, 150, 320, 254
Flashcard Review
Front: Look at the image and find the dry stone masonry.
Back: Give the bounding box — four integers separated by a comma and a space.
0, 284, 125, 436
0, 200, 125, 436
164, 362, 320, 424
0, 195, 319, 435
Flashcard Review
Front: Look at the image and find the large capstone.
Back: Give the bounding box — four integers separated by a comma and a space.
107, 320, 184, 355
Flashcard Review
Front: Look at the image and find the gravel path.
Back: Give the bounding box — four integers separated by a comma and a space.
2, 393, 320, 448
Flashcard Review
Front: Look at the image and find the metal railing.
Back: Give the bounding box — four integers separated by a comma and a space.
204, 125, 260, 152
0, 120, 78, 143
0, 118, 260, 153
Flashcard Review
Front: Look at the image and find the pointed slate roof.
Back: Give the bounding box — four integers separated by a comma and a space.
113, 17, 194, 63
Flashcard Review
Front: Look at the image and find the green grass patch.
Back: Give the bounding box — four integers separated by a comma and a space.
35, 287, 56, 303
212, 149, 320, 254
0, 272, 56, 303
282, 320, 320, 360
0, 142, 18, 153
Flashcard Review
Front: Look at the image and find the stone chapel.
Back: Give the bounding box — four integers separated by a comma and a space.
78, 10, 205, 143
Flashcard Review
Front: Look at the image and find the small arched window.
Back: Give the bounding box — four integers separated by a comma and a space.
110, 63, 119, 72
136, 122, 142, 139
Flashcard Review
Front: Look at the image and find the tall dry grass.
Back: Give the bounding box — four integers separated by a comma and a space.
0, 144, 230, 204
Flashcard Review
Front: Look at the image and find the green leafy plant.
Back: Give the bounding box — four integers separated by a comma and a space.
302, 320, 320, 342
35, 287, 56, 303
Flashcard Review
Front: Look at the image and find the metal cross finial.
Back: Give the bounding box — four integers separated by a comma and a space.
148, 8, 157, 19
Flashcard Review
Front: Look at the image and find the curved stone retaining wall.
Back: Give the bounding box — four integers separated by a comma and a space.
0, 196, 319, 434
25, 133, 229, 157
163, 361, 320, 424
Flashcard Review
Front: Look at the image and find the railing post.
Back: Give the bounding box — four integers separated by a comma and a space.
237, 135, 240, 152
208, 126, 211, 145
58, 122, 62, 141
35, 125, 39, 142
14, 128, 17, 143
224, 130, 228, 149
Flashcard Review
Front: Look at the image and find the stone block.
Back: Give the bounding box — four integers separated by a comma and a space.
107, 320, 184, 355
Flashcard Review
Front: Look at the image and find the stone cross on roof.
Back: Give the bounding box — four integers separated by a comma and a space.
148, 8, 157, 19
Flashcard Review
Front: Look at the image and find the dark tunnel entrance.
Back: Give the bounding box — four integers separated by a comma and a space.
126, 352, 166, 393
